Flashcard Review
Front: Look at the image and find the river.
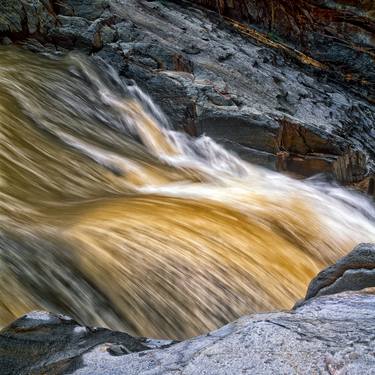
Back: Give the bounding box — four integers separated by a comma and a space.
1, 47, 374, 339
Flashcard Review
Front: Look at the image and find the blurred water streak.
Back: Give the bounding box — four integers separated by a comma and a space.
1, 47, 374, 339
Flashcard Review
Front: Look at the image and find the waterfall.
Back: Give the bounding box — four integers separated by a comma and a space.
1, 47, 374, 339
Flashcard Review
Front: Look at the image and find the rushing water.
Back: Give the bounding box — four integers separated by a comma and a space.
1, 46, 375, 339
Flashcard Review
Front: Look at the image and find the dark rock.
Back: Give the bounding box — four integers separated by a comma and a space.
114, 21, 139, 43
48, 15, 94, 49
88, 0, 375, 181
95, 44, 127, 73
198, 109, 279, 154
1, 37, 12, 45
0, 0, 55, 36
304, 243, 375, 301
100, 25, 116, 45
1, 0, 375, 181
182, 44, 202, 54
0, 311, 170, 375
220, 141, 277, 170
0, 1, 24, 34
368, 176, 375, 196
54, 0, 110, 20
107, 344, 132, 356
333, 149, 369, 184
316, 269, 375, 297
192, 0, 375, 101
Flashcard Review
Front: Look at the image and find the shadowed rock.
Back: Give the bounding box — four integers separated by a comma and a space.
0, 311, 174, 375
303, 243, 375, 301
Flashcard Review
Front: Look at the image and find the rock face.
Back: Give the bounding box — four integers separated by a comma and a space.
1, 243, 375, 374
1, 292, 375, 374
0, 0, 56, 36
192, 0, 375, 102
1, 0, 375, 186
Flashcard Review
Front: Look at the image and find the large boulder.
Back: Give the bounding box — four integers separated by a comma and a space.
303, 242, 375, 301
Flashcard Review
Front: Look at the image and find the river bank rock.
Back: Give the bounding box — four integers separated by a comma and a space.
1, 244, 375, 374
1, 0, 375, 185
1, 290, 375, 374
0, 311, 174, 375
0, 0, 56, 37
192, 0, 375, 102
303, 242, 375, 302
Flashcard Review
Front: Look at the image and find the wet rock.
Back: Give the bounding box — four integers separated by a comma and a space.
114, 21, 139, 43
100, 25, 116, 45
54, 0, 111, 20
47, 13, 120, 50
0, 0, 55, 36
1, 0, 374, 182
0, 1, 26, 34
1, 291, 375, 374
88, 0, 375, 181
303, 243, 375, 301
48, 15, 93, 49
0, 311, 174, 375
1, 244, 375, 374
198, 108, 279, 153
333, 149, 369, 184
182, 44, 202, 55
0, 37, 12, 46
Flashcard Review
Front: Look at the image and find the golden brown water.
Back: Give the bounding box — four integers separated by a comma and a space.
1, 46, 375, 339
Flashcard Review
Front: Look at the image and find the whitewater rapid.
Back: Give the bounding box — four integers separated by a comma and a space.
1, 47, 374, 339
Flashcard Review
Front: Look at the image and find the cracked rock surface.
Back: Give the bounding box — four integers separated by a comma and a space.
193, 0, 375, 102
